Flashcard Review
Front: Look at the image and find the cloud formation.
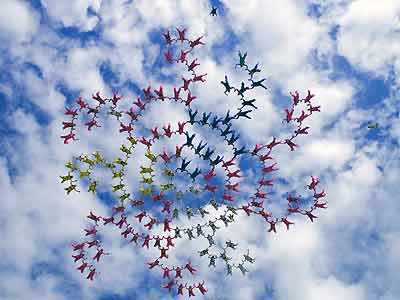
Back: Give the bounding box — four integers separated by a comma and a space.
0, 1, 398, 300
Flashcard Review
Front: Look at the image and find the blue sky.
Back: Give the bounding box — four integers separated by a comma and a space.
0, 0, 399, 300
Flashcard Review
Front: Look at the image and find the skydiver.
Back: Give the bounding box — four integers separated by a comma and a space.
162, 280, 175, 292
188, 109, 198, 125
184, 132, 196, 147
178, 158, 191, 172
182, 77, 191, 91
177, 121, 186, 134
188, 58, 200, 71
93, 248, 107, 262
283, 107, 294, 123
193, 73, 207, 82
211, 116, 221, 128
201, 112, 211, 125
248, 63, 261, 78
220, 75, 232, 95
203, 147, 214, 160
203, 170, 216, 181
235, 51, 248, 68
197, 281, 208, 295
226, 240, 238, 249
195, 140, 207, 155
220, 215, 230, 226
210, 6, 217, 16
221, 124, 233, 137
190, 168, 201, 181
199, 207, 209, 218
236, 109, 252, 119
185, 91, 196, 106
243, 250, 255, 263
236, 82, 250, 97
60, 175, 73, 183
233, 146, 247, 157
222, 110, 235, 125
207, 235, 215, 247
190, 36, 205, 48
227, 133, 239, 145
304, 90, 315, 102
238, 263, 249, 275
222, 157, 235, 168
62, 121, 75, 129
176, 27, 186, 42
367, 122, 379, 129
64, 106, 78, 117
162, 30, 172, 44
163, 124, 172, 137
227, 264, 233, 275
211, 155, 223, 166
219, 252, 232, 263
186, 229, 195, 240
242, 98, 257, 109
308, 104, 321, 113
251, 78, 267, 90
92, 91, 105, 104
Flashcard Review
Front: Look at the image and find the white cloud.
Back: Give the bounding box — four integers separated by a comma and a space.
41, 0, 101, 31
63, 46, 107, 94
0, 272, 69, 300
223, 0, 323, 79
337, 0, 400, 81
1, 0, 399, 299
0, 0, 39, 42
389, 116, 400, 142
302, 137, 355, 171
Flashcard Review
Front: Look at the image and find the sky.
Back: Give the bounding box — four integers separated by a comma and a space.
0, 0, 399, 300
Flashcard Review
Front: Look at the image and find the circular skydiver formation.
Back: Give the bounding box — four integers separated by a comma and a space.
60, 28, 327, 298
